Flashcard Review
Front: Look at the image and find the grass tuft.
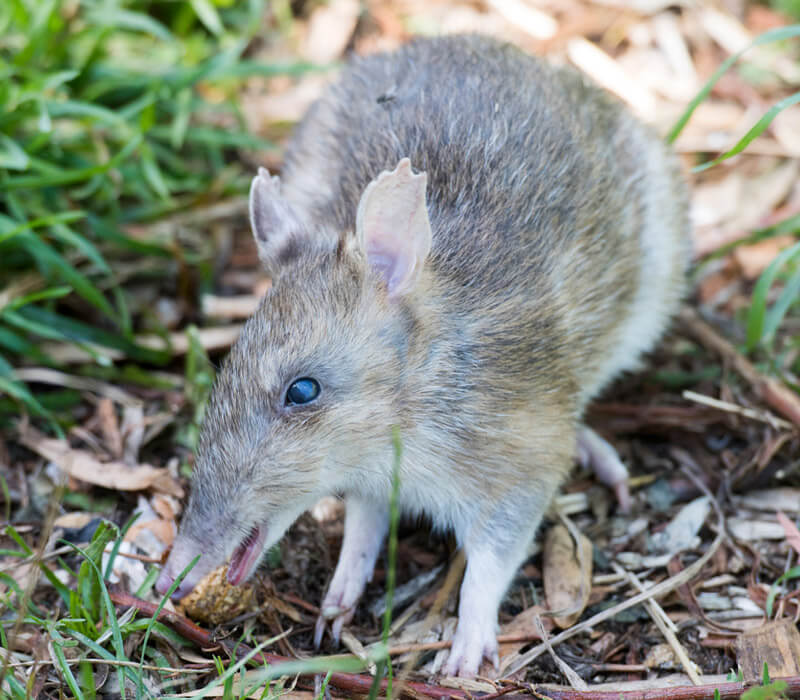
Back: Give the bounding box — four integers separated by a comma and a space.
0, 0, 312, 430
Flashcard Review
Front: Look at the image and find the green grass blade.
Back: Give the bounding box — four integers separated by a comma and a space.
0, 374, 57, 424
138, 555, 200, 686
189, 0, 224, 35
60, 538, 129, 700
64, 629, 143, 689
44, 98, 130, 127
746, 240, 800, 349
668, 24, 800, 144
2, 134, 142, 190
0, 211, 86, 245
0, 134, 31, 170
693, 90, 800, 173
51, 641, 86, 700
17, 232, 116, 318
763, 266, 800, 341
11, 306, 171, 364
1, 286, 73, 312
85, 7, 174, 41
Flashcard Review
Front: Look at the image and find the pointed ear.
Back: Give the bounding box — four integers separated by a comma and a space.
249, 167, 308, 275
356, 158, 432, 297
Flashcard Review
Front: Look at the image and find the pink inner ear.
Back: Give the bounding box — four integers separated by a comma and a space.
356, 158, 432, 297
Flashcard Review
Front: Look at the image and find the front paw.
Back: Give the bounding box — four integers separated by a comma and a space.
443, 618, 499, 677
313, 576, 361, 647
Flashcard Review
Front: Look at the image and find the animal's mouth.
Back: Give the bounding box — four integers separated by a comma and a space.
227, 524, 268, 585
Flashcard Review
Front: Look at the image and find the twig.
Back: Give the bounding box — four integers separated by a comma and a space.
280, 592, 320, 615
612, 563, 701, 685
386, 631, 549, 657
682, 390, 794, 430
124, 198, 249, 238
679, 308, 800, 428
535, 614, 587, 690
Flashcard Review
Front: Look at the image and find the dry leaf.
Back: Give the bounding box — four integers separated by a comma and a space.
644, 642, 680, 669
543, 523, 592, 628
19, 427, 183, 497
242, 76, 330, 130
737, 488, 800, 513
728, 517, 787, 541
261, 595, 304, 624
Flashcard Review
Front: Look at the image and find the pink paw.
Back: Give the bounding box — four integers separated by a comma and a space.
443, 619, 499, 677
578, 427, 631, 512
313, 573, 363, 647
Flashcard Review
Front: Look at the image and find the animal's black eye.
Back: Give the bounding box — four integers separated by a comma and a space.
285, 378, 320, 406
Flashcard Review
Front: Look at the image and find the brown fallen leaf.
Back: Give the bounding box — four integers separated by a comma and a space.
543, 523, 593, 628
18, 427, 183, 498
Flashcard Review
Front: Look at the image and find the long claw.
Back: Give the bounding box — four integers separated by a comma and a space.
314, 615, 326, 648
331, 615, 345, 643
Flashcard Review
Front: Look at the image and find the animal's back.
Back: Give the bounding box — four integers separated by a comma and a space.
281, 34, 690, 405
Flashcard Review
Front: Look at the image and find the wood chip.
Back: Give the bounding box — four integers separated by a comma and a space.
202, 294, 262, 319
734, 619, 800, 683
303, 0, 360, 64
567, 37, 657, 119
484, 0, 558, 40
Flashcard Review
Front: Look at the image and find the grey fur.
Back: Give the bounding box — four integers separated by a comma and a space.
158, 35, 690, 674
